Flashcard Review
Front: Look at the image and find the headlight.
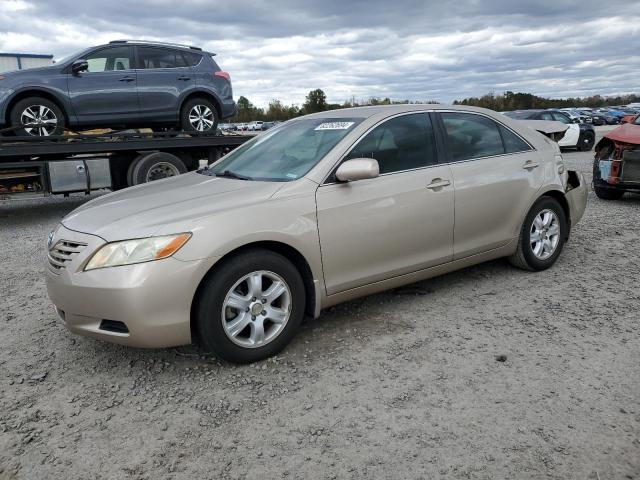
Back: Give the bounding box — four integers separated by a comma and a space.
84, 233, 191, 271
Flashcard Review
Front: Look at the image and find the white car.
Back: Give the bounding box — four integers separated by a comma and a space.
247, 121, 264, 131
504, 110, 595, 151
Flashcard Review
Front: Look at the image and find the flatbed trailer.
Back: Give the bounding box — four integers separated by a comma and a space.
0, 131, 250, 200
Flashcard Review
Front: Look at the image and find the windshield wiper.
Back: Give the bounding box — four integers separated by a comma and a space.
213, 170, 253, 181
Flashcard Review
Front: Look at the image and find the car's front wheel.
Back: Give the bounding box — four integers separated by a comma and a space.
195, 249, 305, 363
578, 131, 595, 151
180, 97, 219, 134
9, 97, 65, 136
509, 196, 567, 271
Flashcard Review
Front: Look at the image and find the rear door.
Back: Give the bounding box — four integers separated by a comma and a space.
134, 46, 197, 123
438, 111, 546, 259
67, 46, 139, 124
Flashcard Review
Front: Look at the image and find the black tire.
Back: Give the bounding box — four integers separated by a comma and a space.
129, 151, 187, 186
195, 249, 306, 363
578, 131, 595, 151
509, 196, 567, 271
9, 96, 65, 136
594, 185, 625, 200
180, 97, 219, 133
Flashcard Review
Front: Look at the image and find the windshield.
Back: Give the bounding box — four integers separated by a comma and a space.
207, 117, 363, 181
634, 116, 640, 126
504, 111, 536, 120
54, 47, 92, 65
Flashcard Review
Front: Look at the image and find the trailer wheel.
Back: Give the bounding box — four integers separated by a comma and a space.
129, 152, 187, 186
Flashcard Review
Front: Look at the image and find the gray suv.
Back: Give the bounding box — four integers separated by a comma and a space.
0, 40, 236, 136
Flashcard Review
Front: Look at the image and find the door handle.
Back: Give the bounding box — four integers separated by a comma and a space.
119, 76, 135, 82
523, 160, 540, 170
426, 178, 451, 190
178, 76, 191, 81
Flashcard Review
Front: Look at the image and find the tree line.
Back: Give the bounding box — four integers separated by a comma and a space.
229, 89, 640, 122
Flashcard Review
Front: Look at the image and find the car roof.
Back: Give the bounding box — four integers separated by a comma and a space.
100, 40, 209, 55
303, 103, 510, 120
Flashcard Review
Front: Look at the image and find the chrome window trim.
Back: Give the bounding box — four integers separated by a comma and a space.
320, 108, 536, 186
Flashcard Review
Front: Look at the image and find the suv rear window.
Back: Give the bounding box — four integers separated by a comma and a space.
137, 47, 191, 69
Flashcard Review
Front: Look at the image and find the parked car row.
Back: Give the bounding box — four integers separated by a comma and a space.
558, 106, 640, 126
503, 109, 596, 151
219, 121, 279, 132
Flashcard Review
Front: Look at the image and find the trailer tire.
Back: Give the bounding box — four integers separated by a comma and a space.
129, 152, 187, 186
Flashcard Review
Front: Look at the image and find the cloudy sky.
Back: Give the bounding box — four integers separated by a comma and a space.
1, 0, 639, 107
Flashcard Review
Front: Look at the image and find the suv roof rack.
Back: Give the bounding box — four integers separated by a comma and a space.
109, 39, 203, 51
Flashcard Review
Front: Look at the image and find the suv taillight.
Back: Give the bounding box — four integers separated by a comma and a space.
214, 71, 230, 81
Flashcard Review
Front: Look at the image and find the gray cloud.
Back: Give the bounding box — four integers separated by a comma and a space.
1, 0, 639, 107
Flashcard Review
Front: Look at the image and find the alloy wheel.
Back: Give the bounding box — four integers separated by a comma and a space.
188, 104, 215, 131
221, 270, 292, 348
529, 209, 560, 260
21, 105, 58, 136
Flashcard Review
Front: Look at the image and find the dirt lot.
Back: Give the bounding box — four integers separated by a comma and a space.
1, 129, 639, 479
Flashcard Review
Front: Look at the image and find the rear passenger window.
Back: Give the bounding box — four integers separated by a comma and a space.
498, 125, 532, 153
441, 112, 504, 161
183, 52, 202, 67
345, 113, 436, 174
138, 47, 189, 69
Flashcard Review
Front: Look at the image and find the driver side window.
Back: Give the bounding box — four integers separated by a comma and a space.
344, 113, 436, 175
85, 46, 132, 72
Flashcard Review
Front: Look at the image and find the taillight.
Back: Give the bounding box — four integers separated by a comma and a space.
214, 71, 230, 81
608, 159, 621, 184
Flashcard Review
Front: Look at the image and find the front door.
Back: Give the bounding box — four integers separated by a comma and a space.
438, 111, 546, 259
67, 46, 139, 125
134, 46, 196, 123
316, 112, 455, 295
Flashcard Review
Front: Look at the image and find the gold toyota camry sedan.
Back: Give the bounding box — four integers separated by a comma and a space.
46, 105, 588, 363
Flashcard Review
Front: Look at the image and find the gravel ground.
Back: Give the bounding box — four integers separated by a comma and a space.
1, 128, 639, 479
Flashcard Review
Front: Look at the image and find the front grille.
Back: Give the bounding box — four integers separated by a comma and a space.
48, 240, 87, 272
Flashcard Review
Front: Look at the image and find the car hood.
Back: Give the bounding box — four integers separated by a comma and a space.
0, 65, 58, 77
603, 123, 640, 145
61, 172, 285, 241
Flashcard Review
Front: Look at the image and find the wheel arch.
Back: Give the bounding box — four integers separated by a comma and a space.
190, 240, 317, 343
179, 90, 222, 119
539, 188, 571, 238
5, 88, 71, 126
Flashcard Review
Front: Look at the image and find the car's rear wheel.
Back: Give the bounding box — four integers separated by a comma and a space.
180, 98, 219, 134
195, 249, 305, 363
509, 197, 567, 271
129, 151, 187, 186
578, 131, 595, 151
9, 97, 65, 137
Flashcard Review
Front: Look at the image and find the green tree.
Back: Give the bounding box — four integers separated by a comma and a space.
303, 89, 327, 114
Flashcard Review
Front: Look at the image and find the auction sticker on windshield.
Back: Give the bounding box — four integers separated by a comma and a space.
315, 122, 355, 130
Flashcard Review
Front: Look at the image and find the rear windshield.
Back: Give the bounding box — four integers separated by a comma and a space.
208, 117, 363, 182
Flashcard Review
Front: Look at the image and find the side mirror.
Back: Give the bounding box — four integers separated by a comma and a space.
335, 158, 379, 182
71, 59, 88, 74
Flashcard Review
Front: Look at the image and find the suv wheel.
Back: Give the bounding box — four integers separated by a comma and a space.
181, 98, 219, 133
10, 97, 65, 136
509, 197, 567, 271
195, 249, 305, 363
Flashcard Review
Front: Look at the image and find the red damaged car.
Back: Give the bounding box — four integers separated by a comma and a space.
593, 116, 640, 199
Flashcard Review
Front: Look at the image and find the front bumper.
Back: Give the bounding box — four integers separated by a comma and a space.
45, 224, 216, 348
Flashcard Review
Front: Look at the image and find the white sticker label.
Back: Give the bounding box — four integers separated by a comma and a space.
314, 122, 355, 131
